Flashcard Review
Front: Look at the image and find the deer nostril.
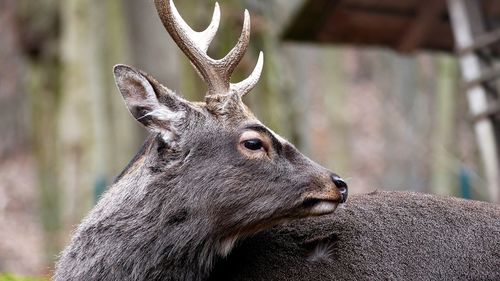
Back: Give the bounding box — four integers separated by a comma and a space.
331, 175, 348, 203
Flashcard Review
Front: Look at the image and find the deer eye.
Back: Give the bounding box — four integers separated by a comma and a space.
243, 139, 264, 151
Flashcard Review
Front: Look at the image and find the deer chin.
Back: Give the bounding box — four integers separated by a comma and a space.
301, 197, 340, 216
216, 201, 339, 257
308, 200, 338, 216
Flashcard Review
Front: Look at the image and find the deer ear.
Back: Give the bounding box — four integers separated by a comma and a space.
113, 64, 188, 143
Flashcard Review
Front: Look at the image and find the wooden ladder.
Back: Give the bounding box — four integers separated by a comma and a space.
448, 0, 500, 202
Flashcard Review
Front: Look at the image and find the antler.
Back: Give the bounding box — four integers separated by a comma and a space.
154, 0, 264, 97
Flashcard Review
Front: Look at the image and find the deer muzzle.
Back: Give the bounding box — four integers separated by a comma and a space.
300, 174, 348, 216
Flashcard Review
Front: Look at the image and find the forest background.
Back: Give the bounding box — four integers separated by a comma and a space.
0, 0, 484, 277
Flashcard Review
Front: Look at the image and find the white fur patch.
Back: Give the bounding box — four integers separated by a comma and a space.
217, 236, 239, 257
310, 201, 338, 215
143, 106, 184, 122
160, 130, 176, 143
138, 106, 185, 143
308, 242, 335, 262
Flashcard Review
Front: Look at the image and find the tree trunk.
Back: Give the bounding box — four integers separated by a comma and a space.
58, 0, 135, 243
431, 56, 459, 196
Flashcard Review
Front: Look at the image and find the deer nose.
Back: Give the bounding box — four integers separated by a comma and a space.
331, 175, 348, 203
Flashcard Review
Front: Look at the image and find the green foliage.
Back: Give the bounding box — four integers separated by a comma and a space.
0, 273, 48, 281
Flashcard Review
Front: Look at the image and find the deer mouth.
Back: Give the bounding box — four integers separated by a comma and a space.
301, 197, 339, 216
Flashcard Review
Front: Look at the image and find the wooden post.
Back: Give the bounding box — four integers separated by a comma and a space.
398, 0, 447, 53
447, 0, 500, 202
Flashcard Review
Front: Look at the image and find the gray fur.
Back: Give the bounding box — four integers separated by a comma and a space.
210, 191, 500, 280
54, 65, 345, 281
55, 2, 500, 280
54, 53, 499, 281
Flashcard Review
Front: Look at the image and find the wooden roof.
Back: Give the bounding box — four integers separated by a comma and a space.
282, 0, 500, 53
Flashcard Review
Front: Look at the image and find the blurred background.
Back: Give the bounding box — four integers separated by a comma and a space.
1, 0, 499, 278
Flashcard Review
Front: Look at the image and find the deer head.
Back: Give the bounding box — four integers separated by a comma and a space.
115, 0, 348, 264
55, 1, 348, 280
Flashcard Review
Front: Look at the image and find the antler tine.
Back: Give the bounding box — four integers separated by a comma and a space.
163, 0, 220, 51
198, 3, 220, 52
176, 2, 219, 79
231, 51, 264, 97
155, 0, 227, 95
218, 10, 251, 81
154, 0, 264, 97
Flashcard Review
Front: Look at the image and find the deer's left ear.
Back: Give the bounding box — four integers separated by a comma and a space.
113, 64, 194, 143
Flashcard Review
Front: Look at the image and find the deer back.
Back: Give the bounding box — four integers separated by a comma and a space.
210, 191, 500, 280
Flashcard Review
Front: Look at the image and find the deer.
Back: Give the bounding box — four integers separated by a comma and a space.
54, 1, 348, 280
54, 1, 500, 281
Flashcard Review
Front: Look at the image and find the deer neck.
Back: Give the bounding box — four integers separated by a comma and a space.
91, 135, 221, 281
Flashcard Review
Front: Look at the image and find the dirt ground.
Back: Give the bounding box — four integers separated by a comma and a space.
0, 153, 45, 276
